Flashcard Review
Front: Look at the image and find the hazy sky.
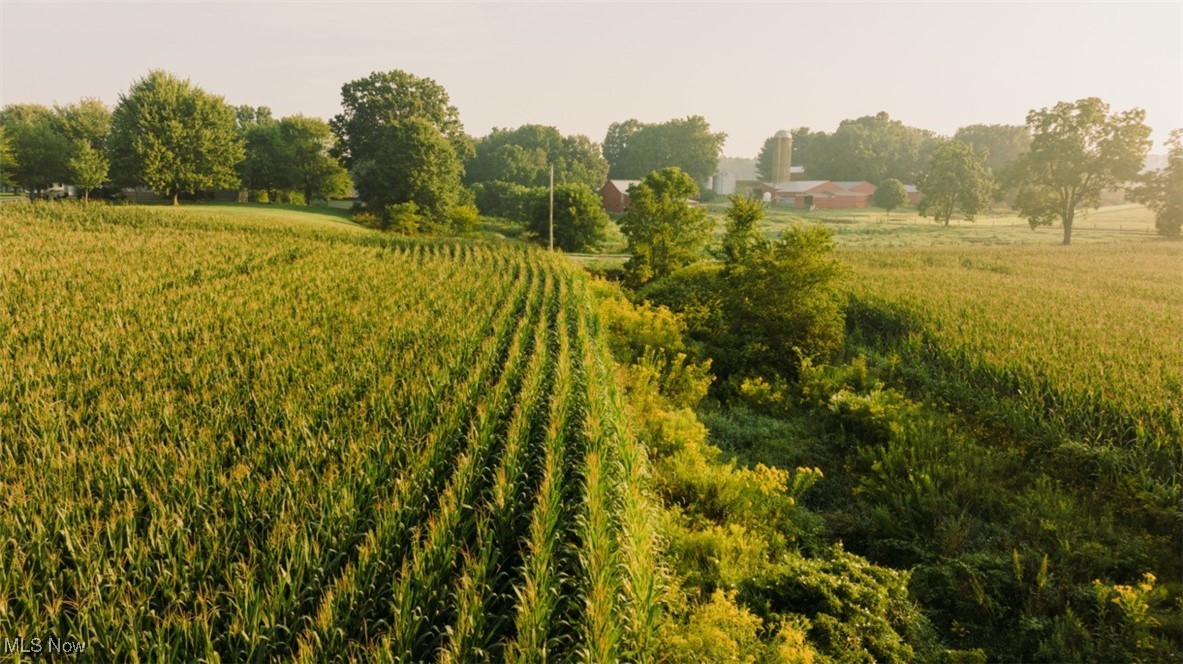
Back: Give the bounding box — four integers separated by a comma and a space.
3, 2, 1181, 156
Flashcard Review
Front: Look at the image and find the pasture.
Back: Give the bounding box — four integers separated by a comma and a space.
710, 202, 1160, 248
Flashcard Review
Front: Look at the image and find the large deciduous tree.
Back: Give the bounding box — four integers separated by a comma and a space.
330, 70, 472, 169
332, 70, 469, 220
1129, 129, 1182, 237
953, 124, 1030, 173
109, 70, 244, 205
466, 124, 608, 189
526, 183, 609, 252
280, 115, 352, 205
604, 116, 726, 183
803, 112, 937, 185
351, 117, 462, 219
871, 178, 908, 213
0, 104, 72, 198
1012, 98, 1151, 245
238, 119, 293, 200
52, 98, 112, 151
918, 141, 992, 225
619, 167, 713, 284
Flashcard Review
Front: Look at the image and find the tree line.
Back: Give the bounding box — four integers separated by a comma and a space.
1, 69, 1178, 243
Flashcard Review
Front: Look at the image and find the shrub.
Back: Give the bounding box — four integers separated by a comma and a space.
525, 183, 609, 252
385, 201, 421, 234
448, 203, 480, 233
351, 210, 381, 228
471, 180, 532, 220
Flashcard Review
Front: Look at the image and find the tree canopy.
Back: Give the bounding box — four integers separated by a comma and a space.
0, 127, 13, 187
1129, 129, 1182, 237
238, 119, 291, 199
526, 183, 609, 252
52, 98, 111, 152
918, 141, 992, 225
1012, 97, 1151, 245
604, 116, 726, 183
619, 167, 713, 284
281, 115, 352, 205
108, 70, 244, 204
352, 117, 463, 220
802, 112, 937, 185
953, 124, 1030, 173
330, 70, 472, 169
466, 124, 608, 189
871, 178, 908, 213
0, 104, 73, 197
720, 194, 764, 264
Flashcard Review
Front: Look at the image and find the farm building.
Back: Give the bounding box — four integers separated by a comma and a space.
760, 180, 873, 209
904, 184, 924, 204
758, 179, 922, 209
600, 179, 640, 213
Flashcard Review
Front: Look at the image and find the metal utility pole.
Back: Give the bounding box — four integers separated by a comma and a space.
548, 164, 554, 252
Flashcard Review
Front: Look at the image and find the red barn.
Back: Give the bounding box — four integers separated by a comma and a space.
600, 179, 640, 213
904, 184, 924, 205
761, 180, 877, 209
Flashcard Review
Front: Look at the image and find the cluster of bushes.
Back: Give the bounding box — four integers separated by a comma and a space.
590, 280, 977, 662
471, 180, 608, 252
599, 187, 1180, 660
751, 352, 1181, 661
351, 201, 480, 235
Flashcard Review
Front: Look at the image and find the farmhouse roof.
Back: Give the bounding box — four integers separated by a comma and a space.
767, 180, 831, 194
607, 179, 641, 191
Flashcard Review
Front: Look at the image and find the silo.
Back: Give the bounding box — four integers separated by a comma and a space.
772, 129, 793, 183
713, 171, 736, 195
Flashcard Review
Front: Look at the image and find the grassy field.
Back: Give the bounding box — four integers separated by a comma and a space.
0, 202, 658, 660
707, 202, 1160, 248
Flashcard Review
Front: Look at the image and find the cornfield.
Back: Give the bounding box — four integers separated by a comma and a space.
841, 242, 1183, 509
0, 203, 660, 661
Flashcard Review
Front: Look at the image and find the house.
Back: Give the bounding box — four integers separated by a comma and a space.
600, 179, 640, 213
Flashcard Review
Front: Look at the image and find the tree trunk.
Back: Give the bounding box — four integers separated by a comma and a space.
1062, 208, 1074, 245
172, 191, 179, 206
305, 186, 313, 206
84, 188, 90, 205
